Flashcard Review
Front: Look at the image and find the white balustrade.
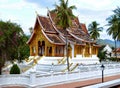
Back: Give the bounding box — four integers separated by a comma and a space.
1, 63, 120, 87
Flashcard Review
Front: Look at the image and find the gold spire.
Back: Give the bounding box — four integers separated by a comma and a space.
35, 11, 39, 16
47, 7, 49, 10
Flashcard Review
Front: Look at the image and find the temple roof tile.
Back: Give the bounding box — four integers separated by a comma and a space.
27, 10, 96, 45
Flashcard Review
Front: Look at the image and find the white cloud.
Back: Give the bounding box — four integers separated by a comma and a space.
69, 0, 116, 11
0, 0, 42, 35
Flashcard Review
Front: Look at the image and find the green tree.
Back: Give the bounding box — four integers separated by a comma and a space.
10, 64, 20, 74
0, 20, 29, 74
106, 7, 120, 59
16, 35, 30, 62
97, 45, 107, 62
0, 21, 23, 60
88, 21, 103, 41
54, 0, 76, 71
113, 7, 120, 44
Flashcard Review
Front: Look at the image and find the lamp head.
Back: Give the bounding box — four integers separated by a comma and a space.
101, 64, 105, 70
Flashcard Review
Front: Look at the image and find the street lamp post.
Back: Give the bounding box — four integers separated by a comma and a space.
101, 64, 105, 83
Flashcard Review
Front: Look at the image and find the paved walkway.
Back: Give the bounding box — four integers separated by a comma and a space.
46, 74, 120, 88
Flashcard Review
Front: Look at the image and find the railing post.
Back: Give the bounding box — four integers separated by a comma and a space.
78, 66, 81, 78
50, 63, 54, 82
50, 70, 54, 82
30, 71, 36, 85
66, 71, 68, 80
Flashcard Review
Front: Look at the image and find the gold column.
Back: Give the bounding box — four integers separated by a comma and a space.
83, 46, 85, 57
36, 42, 38, 56
96, 47, 98, 55
45, 45, 47, 56
52, 45, 55, 56
89, 44, 92, 57
30, 46, 32, 56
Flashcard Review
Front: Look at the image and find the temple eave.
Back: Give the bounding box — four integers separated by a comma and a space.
27, 32, 35, 44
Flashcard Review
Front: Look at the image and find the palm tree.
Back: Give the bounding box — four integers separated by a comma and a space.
113, 7, 120, 42
54, 0, 76, 71
113, 7, 120, 17
106, 15, 118, 58
88, 21, 103, 41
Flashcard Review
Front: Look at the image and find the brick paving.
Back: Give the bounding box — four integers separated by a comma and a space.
2, 86, 27, 88
1, 85, 28, 88
46, 74, 120, 88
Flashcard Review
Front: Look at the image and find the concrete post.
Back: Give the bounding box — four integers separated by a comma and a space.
78, 66, 81, 78
50, 64, 54, 82
30, 71, 36, 85
50, 70, 54, 82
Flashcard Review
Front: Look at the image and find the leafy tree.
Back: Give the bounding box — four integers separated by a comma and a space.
16, 35, 30, 62
98, 45, 107, 61
113, 7, 120, 47
53, 0, 76, 71
88, 21, 103, 41
106, 15, 118, 58
0, 20, 29, 74
0, 21, 23, 60
10, 64, 20, 74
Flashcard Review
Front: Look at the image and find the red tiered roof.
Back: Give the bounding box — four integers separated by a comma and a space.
80, 23, 88, 34
113, 48, 120, 52
27, 10, 97, 45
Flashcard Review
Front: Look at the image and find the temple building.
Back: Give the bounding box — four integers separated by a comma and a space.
27, 10, 100, 64
112, 48, 120, 59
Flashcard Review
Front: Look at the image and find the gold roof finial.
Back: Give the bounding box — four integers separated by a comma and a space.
35, 11, 39, 16
47, 7, 49, 10
46, 7, 49, 12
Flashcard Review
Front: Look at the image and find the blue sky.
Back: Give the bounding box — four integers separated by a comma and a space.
0, 0, 120, 40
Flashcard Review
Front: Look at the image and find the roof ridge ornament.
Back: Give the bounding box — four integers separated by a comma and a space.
47, 7, 49, 10
47, 7, 50, 16
35, 11, 39, 17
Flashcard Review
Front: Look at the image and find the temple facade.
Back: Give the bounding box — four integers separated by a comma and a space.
27, 11, 100, 64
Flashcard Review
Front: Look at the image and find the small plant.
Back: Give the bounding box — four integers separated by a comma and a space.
10, 64, 20, 74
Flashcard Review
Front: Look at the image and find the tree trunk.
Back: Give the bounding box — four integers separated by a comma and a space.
115, 39, 117, 59
66, 33, 70, 72
0, 63, 1, 75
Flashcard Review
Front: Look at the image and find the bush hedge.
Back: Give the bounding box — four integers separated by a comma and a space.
10, 64, 20, 74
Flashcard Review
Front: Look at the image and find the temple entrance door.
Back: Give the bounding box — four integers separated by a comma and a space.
46, 47, 52, 56
38, 41, 45, 56
49, 47, 52, 56
38, 41, 42, 56
84, 46, 90, 57
41, 41, 45, 56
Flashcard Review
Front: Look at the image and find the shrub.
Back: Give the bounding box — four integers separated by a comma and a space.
10, 64, 20, 74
